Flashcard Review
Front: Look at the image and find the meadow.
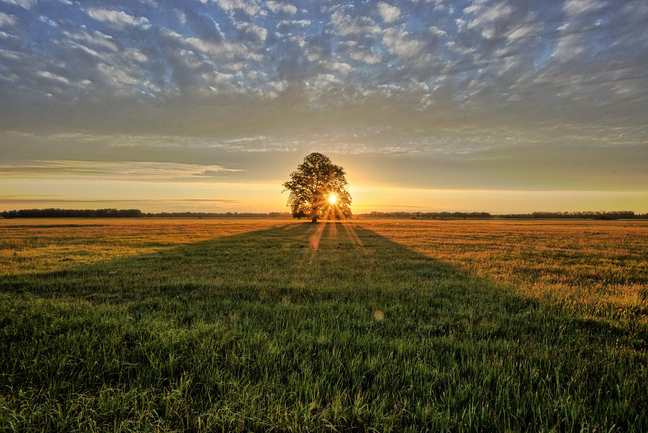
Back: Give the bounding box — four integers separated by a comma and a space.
1, 218, 647, 432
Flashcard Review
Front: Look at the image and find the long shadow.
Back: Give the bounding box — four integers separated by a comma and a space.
0, 221, 641, 349
1, 221, 646, 431
1, 222, 538, 310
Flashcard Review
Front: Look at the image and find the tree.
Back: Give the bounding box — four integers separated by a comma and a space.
282, 152, 352, 222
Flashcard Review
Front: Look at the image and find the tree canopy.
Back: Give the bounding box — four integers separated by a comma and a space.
282, 153, 352, 222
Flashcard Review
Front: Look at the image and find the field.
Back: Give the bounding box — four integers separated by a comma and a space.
1, 218, 647, 432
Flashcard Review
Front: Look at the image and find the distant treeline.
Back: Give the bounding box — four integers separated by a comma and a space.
498, 211, 645, 220
358, 211, 493, 219
1, 208, 143, 218
3, 208, 646, 220
0, 208, 293, 219
144, 212, 292, 219
358, 211, 646, 220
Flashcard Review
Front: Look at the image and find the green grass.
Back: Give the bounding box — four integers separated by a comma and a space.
1, 220, 647, 432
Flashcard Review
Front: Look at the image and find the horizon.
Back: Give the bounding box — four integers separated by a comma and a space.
1, 0, 647, 213
1, 206, 645, 218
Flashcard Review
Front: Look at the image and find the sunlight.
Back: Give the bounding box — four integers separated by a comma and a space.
328, 194, 337, 205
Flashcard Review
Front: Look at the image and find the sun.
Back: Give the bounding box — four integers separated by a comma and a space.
328, 194, 337, 205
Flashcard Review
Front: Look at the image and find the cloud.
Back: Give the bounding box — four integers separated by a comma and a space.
266, 1, 297, 15
563, 0, 607, 18
0, 161, 243, 181
63, 29, 119, 52
181, 9, 225, 42
160, 28, 261, 67
506, 22, 542, 41
349, 49, 381, 64
214, 0, 262, 16
278, 19, 310, 27
36, 70, 70, 84
86, 8, 151, 29
235, 22, 267, 42
330, 9, 381, 36
0, 11, 16, 27
465, 0, 514, 39
0, 0, 645, 178
382, 27, 425, 58
0, 0, 35, 9
429, 26, 447, 37
320, 60, 353, 74
378, 3, 400, 23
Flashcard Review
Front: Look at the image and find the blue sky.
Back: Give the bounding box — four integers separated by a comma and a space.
1, 0, 647, 213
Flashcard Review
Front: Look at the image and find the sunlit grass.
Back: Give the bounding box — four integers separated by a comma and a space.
365, 220, 648, 323
0, 218, 284, 275
1, 218, 647, 432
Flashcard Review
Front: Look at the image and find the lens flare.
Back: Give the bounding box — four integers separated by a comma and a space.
328, 194, 337, 204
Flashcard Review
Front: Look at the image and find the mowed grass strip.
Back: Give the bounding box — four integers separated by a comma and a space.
0, 219, 647, 432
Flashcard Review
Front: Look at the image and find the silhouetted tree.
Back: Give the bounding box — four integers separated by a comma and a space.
282, 152, 352, 222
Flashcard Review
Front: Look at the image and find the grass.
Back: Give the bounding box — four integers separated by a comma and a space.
1, 218, 647, 432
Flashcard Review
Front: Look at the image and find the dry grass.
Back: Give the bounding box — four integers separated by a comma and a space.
365, 219, 648, 320
0, 218, 285, 275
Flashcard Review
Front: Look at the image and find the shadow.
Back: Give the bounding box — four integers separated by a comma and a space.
1, 221, 646, 430
0, 221, 641, 346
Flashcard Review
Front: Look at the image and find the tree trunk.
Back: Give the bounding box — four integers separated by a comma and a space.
311, 216, 318, 223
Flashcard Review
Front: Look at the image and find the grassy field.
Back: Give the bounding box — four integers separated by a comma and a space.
1, 218, 647, 432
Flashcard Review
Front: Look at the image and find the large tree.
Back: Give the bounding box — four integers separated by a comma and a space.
282, 153, 352, 222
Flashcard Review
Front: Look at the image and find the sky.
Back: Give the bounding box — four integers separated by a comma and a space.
1, 0, 647, 214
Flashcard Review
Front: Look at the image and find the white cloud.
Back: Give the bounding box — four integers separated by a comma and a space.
63, 29, 119, 52
203, 70, 233, 86
331, 10, 381, 36
6, 161, 243, 180
0, 12, 17, 27
0, 0, 35, 9
350, 49, 381, 64
266, 1, 297, 15
161, 29, 261, 64
446, 41, 474, 55
87, 8, 150, 29
214, 0, 261, 16
466, 1, 513, 39
551, 32, 586, 60
429, 26, 447, 37
97, 63, 140, 87
382, 27, 425, 58
66, 40, 102, 58
235, 22, 268, 41
126, 48, 148, 63
269, 80, 287, 92
36, 71, 70, 85
0, 48, 22, 60
563, 0, 607, 18
279, 19, 311, 27
311, 73, 340, 90
507, 22, 542, 41
321, 60, 353, 74
378, 3, 401, 23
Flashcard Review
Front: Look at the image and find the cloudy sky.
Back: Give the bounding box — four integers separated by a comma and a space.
1, 0, 647, 214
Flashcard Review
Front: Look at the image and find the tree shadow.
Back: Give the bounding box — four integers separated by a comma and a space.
0, 221, 641, 348
1, 221, 646, 431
